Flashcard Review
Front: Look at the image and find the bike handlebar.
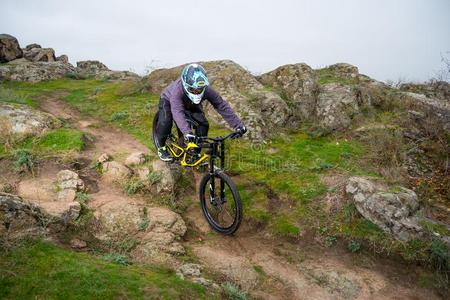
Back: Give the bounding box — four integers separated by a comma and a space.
197, 131, 241, 144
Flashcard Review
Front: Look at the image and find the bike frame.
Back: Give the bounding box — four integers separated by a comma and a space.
166, 132, 236, 203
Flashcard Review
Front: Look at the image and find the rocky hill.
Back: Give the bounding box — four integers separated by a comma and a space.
1, 34, 449, 299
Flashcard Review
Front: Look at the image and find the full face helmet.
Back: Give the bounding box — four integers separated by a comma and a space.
181, 63, 209, 104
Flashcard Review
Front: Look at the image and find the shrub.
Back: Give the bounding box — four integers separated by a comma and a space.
221, 282, 247, 300
147, 171, 162, 185
103, 253, 130, 266
122, 178, 144, 195
347, 240, 361, 253
111, 111, 129, 122
13, 149, 35, 173
75, 192, 90, 204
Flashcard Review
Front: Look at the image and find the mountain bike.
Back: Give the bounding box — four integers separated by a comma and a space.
152, 113, 242, 235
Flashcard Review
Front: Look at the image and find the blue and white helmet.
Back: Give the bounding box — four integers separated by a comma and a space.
181, 63, 209, 104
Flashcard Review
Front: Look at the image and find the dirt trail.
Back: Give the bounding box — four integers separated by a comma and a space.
39, 93, 148, 159
36, 95, 441, 299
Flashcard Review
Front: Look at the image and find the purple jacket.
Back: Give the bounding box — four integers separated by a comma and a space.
161, 78, 243, 134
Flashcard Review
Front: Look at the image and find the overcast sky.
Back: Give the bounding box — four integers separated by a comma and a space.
2, 0, 449, 82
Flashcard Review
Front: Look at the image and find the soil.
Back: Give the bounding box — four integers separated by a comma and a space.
6, 93, 442, 299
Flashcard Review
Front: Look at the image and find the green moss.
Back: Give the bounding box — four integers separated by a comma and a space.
316, 68, 357, 86
272, 217, 300, 237
0, 240, 214, 299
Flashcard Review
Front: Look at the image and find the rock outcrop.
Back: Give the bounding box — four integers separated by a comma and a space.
0, 103, 62, 136
0, 34, 23, 62
94, 203, 187, 262
259, 63, 378, 132
0, 59, 76, 82
56, 170, 85, 202
23, 46, 56, 62
258, 63, 318, 122
76, 60, 139, 80
101, 161, 132, 183
345, 177, 450, 244
0, 192, 45, 241
125, 152, 146, 167
151, 160, 180, 194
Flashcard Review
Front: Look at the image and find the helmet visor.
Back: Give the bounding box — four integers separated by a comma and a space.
187, 86, 205, 95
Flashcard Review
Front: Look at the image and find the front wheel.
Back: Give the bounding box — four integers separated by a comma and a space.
199, 172, 242, 235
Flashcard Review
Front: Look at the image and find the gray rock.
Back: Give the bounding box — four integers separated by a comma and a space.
0, 192, 44, 240
56, 54, 69, 64
0, 34, 23, 62
0, 103, 62, 136
76, 60, 139, 80
315, 83, 365, 130
23, 47, 56, 62
24, 43, 41, 51
0, 59, 76, 82
258, 63, 318, 121
345, 177, 450, 243
177, 263, 202, 277
95, 202, 187, 261
102, 161, 132, 182
97, 153, 112, 163
125, 152, 146, 166
151, 160, 180, 193
56, 170, 85, 192
70, 238, 87, 249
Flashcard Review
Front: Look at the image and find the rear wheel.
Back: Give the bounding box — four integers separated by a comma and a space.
199, 172, 242, 235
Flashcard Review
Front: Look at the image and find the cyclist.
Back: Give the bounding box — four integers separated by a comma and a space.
154, 63, 247, 161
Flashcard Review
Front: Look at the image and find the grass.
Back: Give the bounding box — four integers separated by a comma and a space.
0, 240, 215, 299
1, 128, 85, 158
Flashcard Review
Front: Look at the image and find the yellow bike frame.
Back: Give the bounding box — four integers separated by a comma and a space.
167, 141, 209, 167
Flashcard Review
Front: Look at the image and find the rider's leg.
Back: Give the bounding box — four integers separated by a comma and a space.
155, 98, 173, 148
190, 111, 209, 138
155, 98, 173, 161
189, 111, 209, 157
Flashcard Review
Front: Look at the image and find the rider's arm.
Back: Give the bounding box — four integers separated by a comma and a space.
169, 90, 192, 135
205, 87, 244, 130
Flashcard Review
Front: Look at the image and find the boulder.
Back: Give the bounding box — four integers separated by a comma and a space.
0, 34, 23, 63
345, 177, 450, 243
24, 43, 41, 51
144, 60, 292, 141
94, 202, 187, 262
258, 63, 318, 121
0, 59, 76, 82
39, 201, 81, 223
0, 192, 44, 240
76, 60, 139, 80
23, 47, 56, 62
0, 103, 62, 136
327, 63, 359, 78
102, 161, 132, 182
97, 153, 112, 163
76, 60, 109, 72
70, 238, 87, 249
125, 152, 146, 166
56, 54, 69, 64
151, 160, 180, 193
56, 170, 85, 192
315, 83, 362, 130
137, 167, 150, 182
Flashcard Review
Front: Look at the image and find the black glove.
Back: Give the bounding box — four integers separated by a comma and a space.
184, 133, 197, 142
235, 125, 247, 137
